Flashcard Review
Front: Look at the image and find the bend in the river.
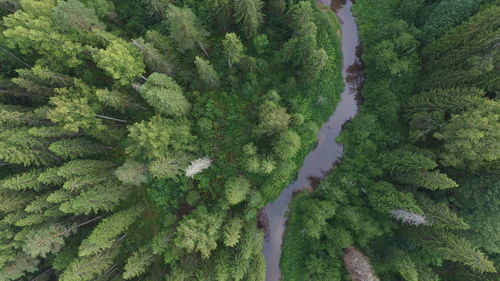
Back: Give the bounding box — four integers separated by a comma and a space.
262, 0, 364, 280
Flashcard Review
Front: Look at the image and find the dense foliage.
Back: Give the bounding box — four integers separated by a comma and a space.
0, 0, 343, 280
281, 0, 499, 280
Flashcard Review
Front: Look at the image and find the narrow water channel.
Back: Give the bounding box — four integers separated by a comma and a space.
262, 0, 363, 280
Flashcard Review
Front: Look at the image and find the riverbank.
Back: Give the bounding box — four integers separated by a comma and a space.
263, 1, 362, 280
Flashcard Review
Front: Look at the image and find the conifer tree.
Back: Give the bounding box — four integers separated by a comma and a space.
140, 72, 191, 117
174, 207, 222, 259
115, 160, 149, 186
79, 205, 143, 256
148, 153, 191, 179
59, 247, 120, 281
0, 170, 43, 191
92, 39, 145, 86
223, 218, 243, 247
222, 33, 244, 68
396, 171, 458, 190
166, 5, 209, 55
233, 0, 264, 38
256, 100, 290, 136
409, 230, 496, 273
48, 138, 103, 160
53, 0, 105, 32
123, 246, 154, 279
194, 56, 220, 89
22, 222, 74, 258
126, 115, 194, 160
225, 176, 251, 205
59, 183, 131, 215
272, 130, 301, 160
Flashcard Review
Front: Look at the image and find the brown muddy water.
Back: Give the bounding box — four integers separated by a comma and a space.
262, 0, 364, 280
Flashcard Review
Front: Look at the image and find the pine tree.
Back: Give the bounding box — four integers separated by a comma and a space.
256, 101, 290, 136
48, 138, 103, 160
59, 247, 120, 281
174, 207, 222, 259
410, 230, 496, 273
222, 33, 244, 67
132, 37, 176, 75
0, 253, 39, 281
123, 246, 154, 279
142, 0, 169, 17
79, 205, 143, 256
166, 5, 209, 55
289, 1, 314, 30
53, 0, 105, 32
225, 176, 251, 205
126, 115, 194, 160
92, 39, 145, 86
380, 149, 437, 175
59, 183, 131, 215
233, 0, 264, 38
148, 153, 191, 179
22, 222, 74, 258
434, 107, 500, 171
396, 171, 458, 190
140, 72, 190, 117
194, 56, 220, 89
95, 88, 145, 113
0, 170, 43, 191
272, 130, 301, 160
114, 160, 149, 186
47, 95, 107, 134
223, 218, 243, 247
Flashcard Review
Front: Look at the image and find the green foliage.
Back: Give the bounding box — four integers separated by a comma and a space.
233, 0, 264, 38
79, 205, 143, 256
123, 246, 154, 279
141, 72, 191, 117
165, 5, 209, 54
23, 222, 73, 258
367, 181, 421, 213
115, 160, 149, 186
256, 100, 290, 136
222, 33, 244, 67
223, 218, 243, 247
93, 39, 145, 86
194, 56, 220, 89
174, 207, 223, 259
272, 130, 301, 160
225, 176, 251, 205
434, 107, 500, 171
49, 138, 103, 159
53, 0, 105, 32
126, 115, 194, 160
59, 247, 119, 281
422, 0, 482, 40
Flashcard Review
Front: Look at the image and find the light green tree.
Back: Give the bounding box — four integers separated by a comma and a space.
174, 207, 222, 259
225, 176, 251, 205
166, 5, 209, 55
194, 56, 220, 88
79, 205, 143, 256
233, 0, 264, 38
115, 160, 149, 186
48, 138, 103, 159
140, 72, 190, 117
126, 115, 194, 160
223, 218, 243, 247
272, 130, 301, 160
434, 107, 500, 171
93, 39, 145, 86
222, 33, 244, 67
53, 0, 105, 32
256, 101, 290, 136
123, 246, 154, 279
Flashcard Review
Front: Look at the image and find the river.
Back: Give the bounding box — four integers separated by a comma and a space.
262, 0, 363, 280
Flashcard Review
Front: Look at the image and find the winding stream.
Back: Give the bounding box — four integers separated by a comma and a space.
262, 1, 363, 280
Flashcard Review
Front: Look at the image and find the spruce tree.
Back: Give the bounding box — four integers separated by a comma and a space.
194, 56, 220, 89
